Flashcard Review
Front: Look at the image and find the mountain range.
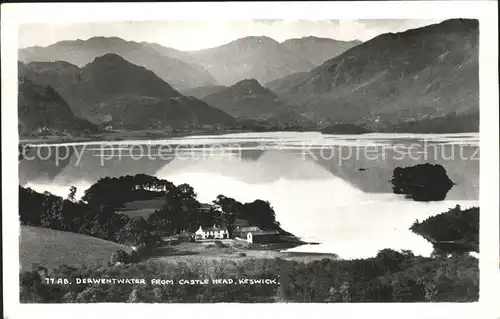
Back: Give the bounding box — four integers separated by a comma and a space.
19, 37, 217, 90
266, 19, 479, 130
187, 36, 361, 86
19, 54, 236, 130
18, 19, 479, 135
20, 35, 360, 89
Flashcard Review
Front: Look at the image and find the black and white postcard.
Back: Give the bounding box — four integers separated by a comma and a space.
2, 2, 499, 319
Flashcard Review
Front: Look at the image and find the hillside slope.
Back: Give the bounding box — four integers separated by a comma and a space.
281, 36, 362, 66
18, 75, 98, 136
269, 19, 479, 130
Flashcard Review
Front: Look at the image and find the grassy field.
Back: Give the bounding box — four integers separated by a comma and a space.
20, 226, 132, 271
115, 198, 166, 218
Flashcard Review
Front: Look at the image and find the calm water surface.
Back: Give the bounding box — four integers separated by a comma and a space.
19, 132, 479, 259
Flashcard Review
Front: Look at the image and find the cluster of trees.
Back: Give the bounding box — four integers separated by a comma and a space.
19, 174, 184, 248
19, 185, 157, 247
410, 205, 479, 253
147, 183, 201, 235
82, 174, 175, 208
19, 174, 282, 247
212, 195, 281, 236
20, 249, 478, 303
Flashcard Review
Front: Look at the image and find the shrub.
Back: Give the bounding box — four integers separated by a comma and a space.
108, 249, 130, 266
129, 250, 140, 263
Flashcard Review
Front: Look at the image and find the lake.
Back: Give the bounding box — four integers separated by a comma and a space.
19, 132, 479, 259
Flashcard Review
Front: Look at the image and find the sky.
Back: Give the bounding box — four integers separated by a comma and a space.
18, 19, 443, 51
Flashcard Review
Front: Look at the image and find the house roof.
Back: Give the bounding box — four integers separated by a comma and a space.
236, 226, 260, 232
247, 230, 280, 236
197, 225, 228, 232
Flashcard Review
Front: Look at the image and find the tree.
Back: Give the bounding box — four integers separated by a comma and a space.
109, 249, 131, 266
152, 183, 200, 234
19, 186, 46, 226
213, 195, 242, 238
241, 199, 280, 230
40, 197, 64, 230
374, 249, 407, 274
68, 186, 77, 202
116, 216, 152, 246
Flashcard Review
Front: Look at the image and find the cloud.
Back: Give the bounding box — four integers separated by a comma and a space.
18, 19, 441, 50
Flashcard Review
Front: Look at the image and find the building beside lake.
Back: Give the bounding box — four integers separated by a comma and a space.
232, 223, 282, 243
233, 226, 260, 238
195, 225, 229, 240
245, 230, 281, 244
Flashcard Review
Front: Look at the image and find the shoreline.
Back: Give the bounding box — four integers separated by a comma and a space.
142, 239, 337, 264
18, 129, 255, 146
18, 129, 480, 146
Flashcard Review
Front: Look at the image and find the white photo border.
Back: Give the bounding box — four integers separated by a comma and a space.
2, 1, 498, 318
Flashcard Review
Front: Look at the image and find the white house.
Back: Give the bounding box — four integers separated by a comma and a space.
195, 225, 229, 240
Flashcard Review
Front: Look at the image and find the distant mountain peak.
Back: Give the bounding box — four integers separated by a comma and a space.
54, 36, 128, 48
216, 35, 282, 50
285, 36, 334, 42
236, 35, 279, 44
283, 36, 362, 43
86, 36, 127, 43
234, 78, 262, 87
89, 53, 129, 65
231, 79, 272, 96
201, 77, 284, 120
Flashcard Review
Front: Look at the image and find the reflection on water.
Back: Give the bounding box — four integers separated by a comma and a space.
19, 132, 479, 259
